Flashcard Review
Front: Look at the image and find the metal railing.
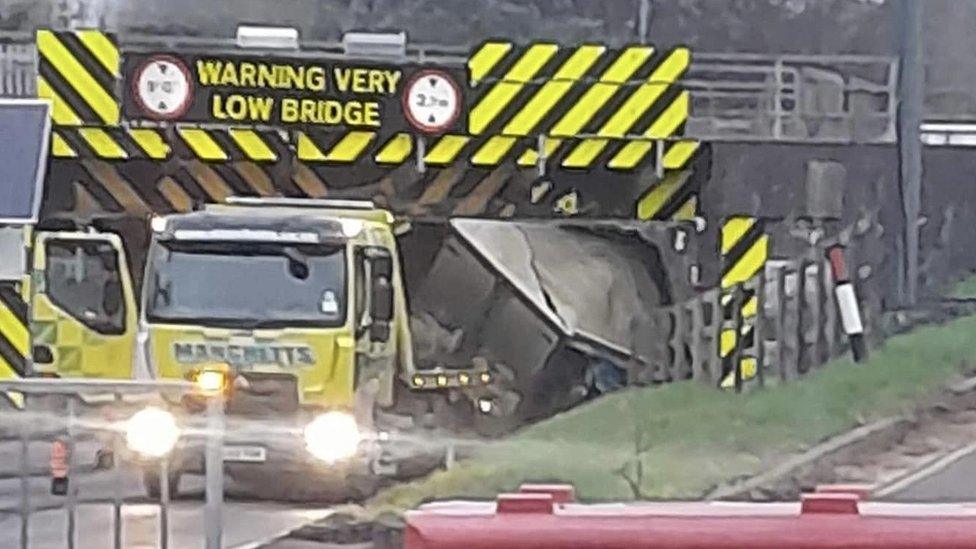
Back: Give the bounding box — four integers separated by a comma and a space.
0, 378, 225, 549
685, 53, 899, 144
0, 40, 35, 98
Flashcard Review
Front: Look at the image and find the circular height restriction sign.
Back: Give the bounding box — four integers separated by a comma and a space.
132, 55, 193, 120
402, 70, 462, 134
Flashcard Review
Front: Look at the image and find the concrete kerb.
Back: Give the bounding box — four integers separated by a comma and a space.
705, 416, 907, 501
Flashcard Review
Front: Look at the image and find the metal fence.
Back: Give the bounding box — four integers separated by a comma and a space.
0, 41, 35, 98
0, 378, 226, 549
684, 53, 899, 144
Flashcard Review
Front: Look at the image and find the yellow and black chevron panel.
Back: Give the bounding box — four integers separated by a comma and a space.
294, 128, 410, 165
466, 41, 690, 170
37, 29, 120, 126
174, 127, 286, 163
0, 281, 30, 380
634, 139, 705, 221
52, 127, 171, 160
719, 216, 769, 388
53, 126, 288, 164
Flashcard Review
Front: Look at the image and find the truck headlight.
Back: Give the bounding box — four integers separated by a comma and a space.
125, 407, 180, 458
303, 411, 361, 463
195, 369, 226, 394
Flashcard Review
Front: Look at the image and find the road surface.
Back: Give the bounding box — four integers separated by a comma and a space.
0, 501, 329, 549
878, 442, 976, 502
0, 438, 331, 548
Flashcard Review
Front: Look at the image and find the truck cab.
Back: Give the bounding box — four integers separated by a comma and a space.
141, 199, 411, 410
138, 198, 412, 414
30, 229, 138, 380
132, 198, 430, 498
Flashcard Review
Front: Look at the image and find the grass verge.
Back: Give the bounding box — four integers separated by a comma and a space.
951, 273, 976, 299
368, 313, 976, 511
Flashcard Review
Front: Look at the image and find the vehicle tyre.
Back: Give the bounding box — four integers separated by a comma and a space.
143, 467, 181, 500
95, 448, 114, 470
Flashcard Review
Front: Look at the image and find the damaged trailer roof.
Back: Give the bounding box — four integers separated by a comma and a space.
450, 218, 670, 359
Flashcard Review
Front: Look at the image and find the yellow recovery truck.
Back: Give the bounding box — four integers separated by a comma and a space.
134, 197, 490, 498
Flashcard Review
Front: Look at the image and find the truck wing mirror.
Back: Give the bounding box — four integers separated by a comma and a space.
369, 321, 391, 343
370, 276, 394, 323
102, 279, 122, 316
368, 252, 393, 279
361, 246, 395, 342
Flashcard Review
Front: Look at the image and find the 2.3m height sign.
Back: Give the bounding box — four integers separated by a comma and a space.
123, 52, 466, 133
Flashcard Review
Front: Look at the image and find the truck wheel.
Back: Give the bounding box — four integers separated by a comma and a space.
143, 468, 181, 500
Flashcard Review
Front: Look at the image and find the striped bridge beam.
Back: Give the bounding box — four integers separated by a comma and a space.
289, 131, 704, 219
172, 127, 294, 205
634, 139, 706, 221
49, 126, 291, 217
293, 128, 527, 215
466, 41, 697, 214
52, 127, 171, 161
43, 40, 699, 218
36, 29, 120, 126
293, 128, 406, 199
719, 216, 769, 389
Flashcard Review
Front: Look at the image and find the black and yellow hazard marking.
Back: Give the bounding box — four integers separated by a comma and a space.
47, 128, 704, 222
297, 130, 377, 163
721, 216, 768, 290
52, 127, 171, 160
173, 127, 285, 163
374, 134, 413, 164
563, 49, 690, 168
468, 43, 560, 135
55, 126, 286, 163
464, 41, 690, 171
425, 135, 471, 166
719, 216, 769, 388
671, 195, 698, 221
0, 282, 29, 380
36, 29, 119, 126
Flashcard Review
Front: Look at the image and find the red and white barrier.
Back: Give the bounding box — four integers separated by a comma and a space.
828, 246, 868, 362
405, 484, 976, 548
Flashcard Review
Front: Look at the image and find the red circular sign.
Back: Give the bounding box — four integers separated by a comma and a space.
131, 55, 194, 120
401, 69, 462, 135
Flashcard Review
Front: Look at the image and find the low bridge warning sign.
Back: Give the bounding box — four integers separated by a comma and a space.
123, 52, 467, 132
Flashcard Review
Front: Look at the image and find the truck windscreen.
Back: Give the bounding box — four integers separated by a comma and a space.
145, 240, 347, 328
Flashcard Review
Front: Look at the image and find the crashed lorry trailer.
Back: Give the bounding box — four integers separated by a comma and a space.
0, 29, 714, 499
